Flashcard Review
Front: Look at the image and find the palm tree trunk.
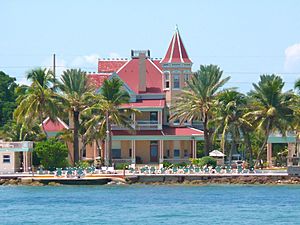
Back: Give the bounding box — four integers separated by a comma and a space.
39, 113, 48, 138
255, 120, 271, 168
203, 113, 211, 156
108, 122, 112, 166
243, 132, 253, 165
73, 110, 80, 165
105, 112, 112, 166
96, 140, 101, 158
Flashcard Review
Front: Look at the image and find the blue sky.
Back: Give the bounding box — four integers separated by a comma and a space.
1, 0, 300, 92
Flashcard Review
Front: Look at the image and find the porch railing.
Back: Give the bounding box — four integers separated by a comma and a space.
112, 158, 133, 164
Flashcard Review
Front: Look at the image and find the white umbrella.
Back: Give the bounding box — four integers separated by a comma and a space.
209, 150, 226, 157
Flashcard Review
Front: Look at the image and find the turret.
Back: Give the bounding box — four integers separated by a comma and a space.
161, 27, 193, 126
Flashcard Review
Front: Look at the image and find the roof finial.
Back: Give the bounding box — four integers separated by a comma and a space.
175, 24, 179, 32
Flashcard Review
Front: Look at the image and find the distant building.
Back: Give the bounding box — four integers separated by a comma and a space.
0, 140, 33, 173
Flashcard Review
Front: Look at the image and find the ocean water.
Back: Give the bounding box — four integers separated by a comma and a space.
1, 185, 300, 225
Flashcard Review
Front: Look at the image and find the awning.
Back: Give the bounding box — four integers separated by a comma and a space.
209, 150, 225, 157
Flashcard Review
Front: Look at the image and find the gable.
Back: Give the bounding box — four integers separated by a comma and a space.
117, 58, 163, 94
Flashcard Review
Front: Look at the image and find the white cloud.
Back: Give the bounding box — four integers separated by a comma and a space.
108, 52, 121, 59
70, 54, 100, 67
284, 43, 300, 72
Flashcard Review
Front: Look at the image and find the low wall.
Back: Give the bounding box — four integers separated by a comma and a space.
127, 174, 293, 185
288, 166, 300, 176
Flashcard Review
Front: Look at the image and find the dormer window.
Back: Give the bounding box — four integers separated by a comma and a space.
173, 74, 180, 89
164, 72, 170, 89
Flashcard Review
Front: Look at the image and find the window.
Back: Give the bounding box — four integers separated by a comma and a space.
184, 150, 188, 158
112, 149, 121, 159
3, 155, 10, 163
173, 74, 180, 89
129, 148, 132, 158
174, 149, 180, 158
173, 119, 180, 125
82, 147, 86, 158
164, 73, 170, 89
184, 74, 189, 83
150, 112, 158, 123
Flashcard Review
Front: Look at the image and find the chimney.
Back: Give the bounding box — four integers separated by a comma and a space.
138, 52, 147, 92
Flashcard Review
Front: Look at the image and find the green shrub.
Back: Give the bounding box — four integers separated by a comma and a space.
174, 162, 188, 167
75, 160, 90, 169
191, 156, 217, 168
34, 138, 69, 171
115, 163, 130, 170
163, 161, 173, 168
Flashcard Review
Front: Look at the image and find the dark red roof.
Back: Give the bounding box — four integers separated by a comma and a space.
88, 73, 110, 88
98, 60, 127, 73
118, 58, 163, 93
42, 117, 69, 132
163, 127, 203, 136
121, 99, 165, 108
152, 60, 163, 71
161, 29, 191, 63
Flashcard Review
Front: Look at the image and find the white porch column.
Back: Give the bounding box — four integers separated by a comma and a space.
158, 111, 162, 129
132, 112, 136, 129
192, 140, 197, 159
131, 140, 136, 168
104, 139, 109, 166
159, 140, 164, 164
158, 140, 164, 168
23, 152, 27, 172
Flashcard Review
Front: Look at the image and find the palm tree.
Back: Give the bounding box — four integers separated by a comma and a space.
14, 68, 58, 137
84, 77, 134, 166
171, 65, 230, 156
295, 79, 300, 91
214, 90, 252, 163
246, 74, 295, 166
58, 69, 94, 164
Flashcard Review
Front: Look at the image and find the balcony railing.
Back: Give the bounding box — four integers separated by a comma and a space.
135, 120, 161, 130
111, 120, 162, 130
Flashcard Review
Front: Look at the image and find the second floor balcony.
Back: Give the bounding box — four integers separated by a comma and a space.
112, 110, 162, 130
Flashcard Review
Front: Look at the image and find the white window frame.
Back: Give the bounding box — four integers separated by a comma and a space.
3, 155, 11, 164
164, 72, 170, 89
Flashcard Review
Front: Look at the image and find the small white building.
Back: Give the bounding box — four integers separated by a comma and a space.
209, 150, 225, 165
0, 140, 33, 173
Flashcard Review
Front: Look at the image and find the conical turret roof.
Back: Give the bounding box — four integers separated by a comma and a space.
161, 27, 191, 63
